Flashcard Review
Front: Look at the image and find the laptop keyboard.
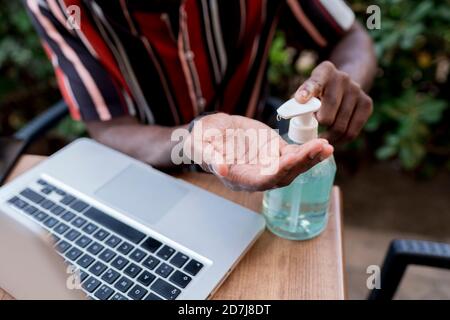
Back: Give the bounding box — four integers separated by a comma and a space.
6, 179, 204, 300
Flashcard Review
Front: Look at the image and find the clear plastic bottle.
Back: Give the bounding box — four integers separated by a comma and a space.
262, 135, 336, 240
262, 97, 336, 240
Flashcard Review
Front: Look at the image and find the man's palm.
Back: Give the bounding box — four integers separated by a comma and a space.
185, 113, 333, 191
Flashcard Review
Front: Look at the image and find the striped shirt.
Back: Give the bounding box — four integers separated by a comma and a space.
25, 0, 355, 126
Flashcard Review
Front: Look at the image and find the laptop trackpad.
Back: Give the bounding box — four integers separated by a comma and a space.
95, 165, 188, 225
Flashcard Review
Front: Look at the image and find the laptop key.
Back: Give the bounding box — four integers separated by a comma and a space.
84, 207, 145, 244
34, 211, 48, 222
114, 276, 133, 293
183, 259, 204, 276
93, 229, 109, 241
12, 198, 28, 209
145, 293, 163, 300
41, 187, 53, 195
61, 211, 76, 222
75, 235, 92, 248
150, 279, 180, 300
44, 217, 59, 228
105, 235, 121, 248
94, 284, 115, 300
40, 199, 55, 210
169, 270, 192, 289
87, 242, 104, 255
56, 240, 71, 253
7, 196, 19, 204
61, 195, 76, 206
156, 245, 176, 260
101, 269, 121, 285
117, 242, 134, 255
80, 271, 89, 282
55, 188, 66, 196
37, 179, 47, 185
20, 188, 44, 204
141, 237, 162, 253
77, 254, 95, 268
98, 249, 116, 263
70, 200, 89, 212
127, 284, 148, 300
82, 223, 98, 235
50, 205, 65, 216
82, 277, 101, 293
155, 263, 174, 278
65, 229, 81, 241
123, 263, 142, 278
111, 256, 129, 271
129, 248, 147, 263
142, 256, 160, 270
89, 261, 107, 276
71, 217, 87, 228
137, 271, 156, 286
66, 247, 83, 261
169, 252, 189, 268
54, 222, 70, 235
24, 205, 38, 215
110, 293, 127, 300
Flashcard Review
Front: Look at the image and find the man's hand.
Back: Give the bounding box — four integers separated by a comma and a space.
296, 61, 373, 143
184, 113, 333, 192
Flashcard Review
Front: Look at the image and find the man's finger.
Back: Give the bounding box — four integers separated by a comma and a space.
316, 74, 346, 127
346, 94, 373, 140
278, 139, 333, 183
322, 86, 358, 143
295, 61, 335, 103
278, 140, 333, 187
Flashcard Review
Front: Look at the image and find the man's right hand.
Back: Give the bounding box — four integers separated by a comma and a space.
183, 113, 333, 192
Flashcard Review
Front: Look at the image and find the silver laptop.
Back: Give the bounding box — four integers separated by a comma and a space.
0, 138, 265, 300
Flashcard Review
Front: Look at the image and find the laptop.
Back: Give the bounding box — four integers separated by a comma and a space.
0, 138, 265, 300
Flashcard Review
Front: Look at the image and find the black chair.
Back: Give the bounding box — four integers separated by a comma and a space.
368, 239, 450, 300
0, 100, 68, 185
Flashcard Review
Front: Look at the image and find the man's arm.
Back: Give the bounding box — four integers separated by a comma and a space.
86, 116, 188, 169
296, 22, 377, 143
329, 22, 377, 92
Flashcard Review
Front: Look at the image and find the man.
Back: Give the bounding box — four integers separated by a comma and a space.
26, 0, 376, 191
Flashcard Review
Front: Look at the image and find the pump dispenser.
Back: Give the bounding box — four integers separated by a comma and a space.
277, 97, 321, 143
262, 97, 336, 240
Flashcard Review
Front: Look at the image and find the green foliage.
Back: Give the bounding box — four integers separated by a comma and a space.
371, 90, 446, 169
268, 32, 295, 85
53, 116, 87, 140
268, 0, 450, 173
0, 1, 86, 142
0, 1, 54, 99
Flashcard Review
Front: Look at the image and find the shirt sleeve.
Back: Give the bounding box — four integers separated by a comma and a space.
24, 0, 130, 122
279, 0, 356, 52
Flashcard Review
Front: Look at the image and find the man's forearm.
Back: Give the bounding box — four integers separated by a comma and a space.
86, 116, 188, 169
329, 22, 377, 92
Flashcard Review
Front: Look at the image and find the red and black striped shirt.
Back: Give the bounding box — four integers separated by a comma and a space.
26, 0, 355, 126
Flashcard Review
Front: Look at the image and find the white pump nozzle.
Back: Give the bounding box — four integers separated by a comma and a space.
277, 97, 321, 144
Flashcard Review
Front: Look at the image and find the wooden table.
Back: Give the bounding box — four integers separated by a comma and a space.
0, 155, 345, 300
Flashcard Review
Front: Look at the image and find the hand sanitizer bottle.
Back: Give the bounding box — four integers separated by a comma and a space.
262, 97, 336, 240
